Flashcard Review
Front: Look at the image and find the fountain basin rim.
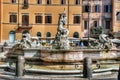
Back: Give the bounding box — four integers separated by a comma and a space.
4, 47, 120, 52
22, 48, 120, 52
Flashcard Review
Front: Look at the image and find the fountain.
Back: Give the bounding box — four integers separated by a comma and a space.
4, 11, 120, 70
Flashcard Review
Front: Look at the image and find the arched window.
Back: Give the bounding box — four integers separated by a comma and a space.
46, 32, 51, 37
73, 32, 79, 38
46, 32, 51, 43
37, 32, 41, 37
9, 30, 16, 43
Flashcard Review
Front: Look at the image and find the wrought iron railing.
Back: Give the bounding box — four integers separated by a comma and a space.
18, 24, 32, 29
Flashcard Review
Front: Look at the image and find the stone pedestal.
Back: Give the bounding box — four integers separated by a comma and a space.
118, 66, 120, 80
83, 57, 92, 79
16, 56, 25, 77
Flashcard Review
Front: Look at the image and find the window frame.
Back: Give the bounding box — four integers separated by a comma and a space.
84, 5, 90, 12
73, 15, 80, 24
116, 12, 120, 21
22, 14, 29, 26
104, 5, 112, 13
46, 0, 51, 5
36, 0, 42, 4
35, 14, 42, 24
37, 32, 42, 37
75, 0, 80, 5
105, 20, 111, 29
73, 32, 79, 38
45, 14, 52, 24
94, 20, 98, 27
60, 0, 66, 5
95, 5, 100, 12
23, 0, 28, 4
84, 20, 88, 29
9, 13, 17, 23
11, 0, 16, 4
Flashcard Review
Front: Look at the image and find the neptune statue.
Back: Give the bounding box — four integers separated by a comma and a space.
53, 12, 70, 49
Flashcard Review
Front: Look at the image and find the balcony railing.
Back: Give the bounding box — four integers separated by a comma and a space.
22, 3, 29, 9
18, 24, 32, 29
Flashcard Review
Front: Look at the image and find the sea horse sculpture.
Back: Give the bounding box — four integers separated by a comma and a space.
53, 12, 70, 49
98, 33, 120, 49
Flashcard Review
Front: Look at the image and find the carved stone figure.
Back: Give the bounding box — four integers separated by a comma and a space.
53, 12, 70, 49
12, 33, 42, 50
98, 33, 113, 49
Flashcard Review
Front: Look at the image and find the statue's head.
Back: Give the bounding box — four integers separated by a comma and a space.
59, 13, 67, 25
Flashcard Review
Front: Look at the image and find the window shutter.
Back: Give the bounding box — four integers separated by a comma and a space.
104, 5, 106, 12
83, 5, 85, 12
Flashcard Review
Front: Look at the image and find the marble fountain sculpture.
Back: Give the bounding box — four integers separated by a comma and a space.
6, 12, 120, 63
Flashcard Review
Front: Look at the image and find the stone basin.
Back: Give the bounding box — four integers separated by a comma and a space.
4, 46, 120, 63
22, 48, 120, 62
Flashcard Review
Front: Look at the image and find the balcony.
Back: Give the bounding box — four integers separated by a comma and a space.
18, 24, 32, 30
22, 3, 29, 9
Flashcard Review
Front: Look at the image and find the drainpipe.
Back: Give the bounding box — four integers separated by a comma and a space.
88, 0, 90, 47
67, 0, 69, 29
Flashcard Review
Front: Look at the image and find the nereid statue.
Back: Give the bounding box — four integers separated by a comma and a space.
12, 33, 42, 50
90, 33, 120, 50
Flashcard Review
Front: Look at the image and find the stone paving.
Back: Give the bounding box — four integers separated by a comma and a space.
0, 64, 119, 80
0, 70, 118, 80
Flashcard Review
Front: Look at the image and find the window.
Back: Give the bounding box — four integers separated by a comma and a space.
45, 15, 52, 24
35, 15, 42, 24
22, 14, 29, 26
75, 0, 80, 5
11, 0, 16, 3
46, 32, 51, 43
73, 15, 80, 24
61, 0, 66, 5
73, 32, 79, 38
46, 32, 51, 37
95, 5, 100, 12
104, 5, 111, 13
37, 0, 42, 4
84, 21, 88, 29
94, 21, 98, 27
116, 12, 120, 21
37, 32, 41, 37
105, 21, 111, 29
10, 14, 17, 23
23, 0, 28, 4
46, 0, 51, 5
9, 31, 16, 43
23, 0, 28, 8
84, 5, 90, 12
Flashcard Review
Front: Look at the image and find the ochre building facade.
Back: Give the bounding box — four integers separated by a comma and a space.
0, 0, 82, 43
112, 0, 120, 32
0, 0, 120, 43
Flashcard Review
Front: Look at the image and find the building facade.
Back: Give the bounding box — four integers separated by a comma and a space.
0, 0, 120, 43
1, 0, 82, 43
0, 0, 2, 42
112, 0, 120, 32
82, 0, 112, 37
